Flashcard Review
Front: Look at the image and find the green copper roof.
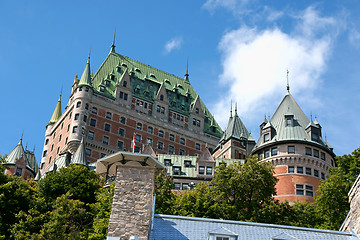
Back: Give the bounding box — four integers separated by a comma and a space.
48, 95, 62, 124
90, 52, 223, 138
71, 138, 88, 167
5, 138, 26, 164
253, 92, 330, 150
219, 111, 253, 143
78, 56, 92, 87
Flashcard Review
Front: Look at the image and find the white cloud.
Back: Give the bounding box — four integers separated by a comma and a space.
212, 6, 339, 129
349, 28, 360, 48
203, 0, 249, 14
164, 37, 183, 54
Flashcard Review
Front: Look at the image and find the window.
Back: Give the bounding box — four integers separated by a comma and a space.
313, 149, 319, 158
199, 166, 205, 174
174, 183, 181, 190
157, 141, 163, 150
161, 107, 165, 114
67, 125, 70, 132
168, 145, 174, 154
169, 134, 175, 141
264, 133, 270, 142
157, 105, 161, 112
296, 184, 304, 195
124, 93, 128, 101
134, 146, 140, 153
195, 108, 199, 114
271, 147, 278, 156
59, 135, 62, 142
76, 101, 81, 108
45, 139, 49, 145
57, 147, 60, 154
297, 166, 303, 174
82, 115, 87, 122
259, 153, 264, 160
40, 162, 44, 169
215, 237, 230, 240
286, 117, 292, 127
85, 148, 91, 156
164, 159, 171, 166
136, 123, 142, 130
119, 92, 123, 99
305, 147, 312, 156
88, 131, 94, 140
90, 119, 96, 127
180, 138, 185, 145
92, 107, 97, 114
61, 123, 63, 129
321, 172, 325, 180
100, 153, 106, 158
314, 169, 319, 177
72, 126, 78, 133
118, 128, 125, 136
100, 86, 105, 92
135, 134, 141, 143
105, 80, 110, 86
79, 87, 82, 91
120, 117, 126, 124
75, 113, 79, 120
321, 152, 325, 160
159, 130, 164, 137
184, 160, 191, 167
65, 137, 68, 144
103, 136, 109, 145
206, 167, 213, 175
173, 166, 181, 175
193, 118, 196, 125
182, 183, 189, 190
264, 149, 270, 158
86, 87, 89, 92
195, 143, 200, 150
85, 103, 89, 110
288, 146, 295, 154
117, 141, 123, 149
15, 168, 22, 177
51, 144, 54, 151
43, 150, 47, 157
305, 185, 313, 196
288, 166, 294, 173
104, 123, 111, 132
146, 138, 153, 145
160, 95, 164, 101
106, 112, 112, 119
148, 126, 153, 134
179, 149, 185, 155
306, 168, 312, 175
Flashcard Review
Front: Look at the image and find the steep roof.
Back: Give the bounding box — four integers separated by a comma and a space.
78, 55, 92, 87
71, 138, 88, 167
149, 214, 359, 240
253, 92, 331, 151
48, 94, 62, 125
219, 112, 254, 143
90, 52, 223, 138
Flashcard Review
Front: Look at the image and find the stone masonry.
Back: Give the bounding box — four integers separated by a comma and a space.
107, 163, 156, 240
341, 175, 360, 236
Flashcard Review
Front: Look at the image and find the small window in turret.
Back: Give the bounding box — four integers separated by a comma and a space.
264, 133, 270, 142
85, 103, 89, 110
110, 75, 115, 80
105, 80, 110, 87
100, 86, 105, 92
123, 81, 127, 87
285, 116, 292, 127
195, 108, 199, 114
160, 95, 164, 101
92, 107, 97, 114
76, 101, 81, 108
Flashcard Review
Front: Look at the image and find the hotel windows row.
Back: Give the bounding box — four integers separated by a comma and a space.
89, 117, 126, 128
305, 147, 326, 160
192, 118, 201, 127
142, 124, 188, 146
136, 99, 148, 108
259, 147, 278, 159
90, 107, 127, 124
288, 166, 325, 180
172, 112, 184, 122
164, 159, 193, 167
174, 183, 193, 190
156, 105, 165, 114
296, 184, 314, 197
198, 166, 213, 175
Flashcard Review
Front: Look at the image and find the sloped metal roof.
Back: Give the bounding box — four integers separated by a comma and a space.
149, 214, 359, 240
71, 138, 88, 167
48, 95, 62, 125
219, 113, 253, 143
5, 139, 26, 164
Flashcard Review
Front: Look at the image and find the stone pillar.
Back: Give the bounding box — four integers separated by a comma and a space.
107, 163, 156, 240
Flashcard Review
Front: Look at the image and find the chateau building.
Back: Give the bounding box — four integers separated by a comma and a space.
2, 135, 39, 179
39, 41, 223, 174
251, 84, 336, 203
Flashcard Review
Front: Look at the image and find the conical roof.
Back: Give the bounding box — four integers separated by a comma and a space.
220, 112, 252, 142
25, 150, 39, 174
48, 95, 62, 124
198, 148, 215, 162
5, 138, 26, 164
78, 56, 92, 87
34, 170, 41, 181
71, 138, 88, 167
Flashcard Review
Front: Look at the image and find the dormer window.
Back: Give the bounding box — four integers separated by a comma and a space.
135, 68, 141, 73
110, 75, 115, 80
285, 116, 293, 127
121, 63, 127, 67
116, 66, 121, 72
264, 133, 270, 142
123, 81, 127, 87
160, 95, 164, 101
195, 108, 199, 114
150, 73, 156, 78
105, 80, 110, 87
99, 86, 105, 92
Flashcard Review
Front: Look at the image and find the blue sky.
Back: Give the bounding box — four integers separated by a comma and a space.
1, 0, 360, 161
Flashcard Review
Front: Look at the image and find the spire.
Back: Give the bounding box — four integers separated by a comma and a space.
71, 137, 89, 167
286, 69, 290, 93
20, 130, 24, 144
230, 100, 233, 118
48, 90, 62, 124
78, 50, 92, 87
184, 57, 189, 82
110, 28, 116, 53
235, 102, 238, 115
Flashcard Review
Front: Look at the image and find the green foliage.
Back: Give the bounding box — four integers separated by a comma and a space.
37, 164, 100, 206
154, 169, 175, 215
211, 155, 278, 221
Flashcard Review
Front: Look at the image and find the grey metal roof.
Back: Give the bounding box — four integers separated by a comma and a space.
4, 139, 38, 174
219, 113, 253, 143
71, 138, 89, 167
253, 93, 330, 151
149, 214, 359, 240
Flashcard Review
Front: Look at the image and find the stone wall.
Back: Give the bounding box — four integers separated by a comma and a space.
341, 175, 360, 235
107, 163, 156, 240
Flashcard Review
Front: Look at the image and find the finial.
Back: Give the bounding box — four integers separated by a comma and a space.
230, 100, 233, 117
25, 142, 28, 150
268, 113, 270, 120
88, 47, 91, 62
20, 130, 24, 143
110, 28, 116, 53
264, 114, 267, 121
325, 133, 327, 142
33, 145, 36, 152
60, 86, 63, 99
235, 102, 238, 115
286, 69, 290, 93
310, 112, 313, 121
184, 57, 189, 81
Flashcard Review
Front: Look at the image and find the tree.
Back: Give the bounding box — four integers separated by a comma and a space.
211, 155, 278, 221
154, 169, 175, 215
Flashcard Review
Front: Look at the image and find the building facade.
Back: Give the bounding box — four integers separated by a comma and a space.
251, 86, 336, 203
39, 43, 223, 174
